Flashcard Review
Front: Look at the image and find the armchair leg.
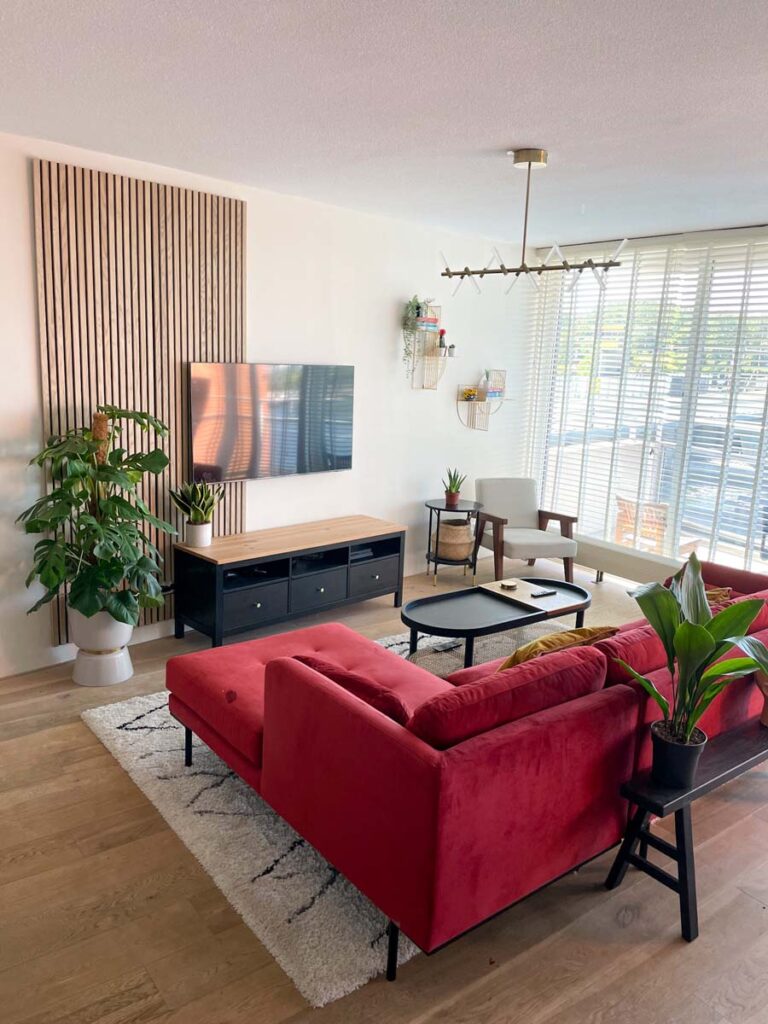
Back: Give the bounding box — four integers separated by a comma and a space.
563, 557, 573, 583
492, 522, 504, 581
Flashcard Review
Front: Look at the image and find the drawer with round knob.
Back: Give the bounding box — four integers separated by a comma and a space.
222, 580, 289, 631
290, 566, 348, 614
349, 555, 400, 599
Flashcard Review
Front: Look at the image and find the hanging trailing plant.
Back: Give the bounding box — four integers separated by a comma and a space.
401, 295, 433, 376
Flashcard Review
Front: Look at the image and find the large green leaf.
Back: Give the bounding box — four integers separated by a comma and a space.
706, 600, 763, 645
673, 620, 715, 697
676, 551, 711, 625
104, 590, 139, 625
98, 405, 169, 436
731, 635, 768, 674
687, 679, 732, 737
614, 659, 670, 718
699, 657, 760, 685
631, 582, 681, 670
31, 537, 69, 590
124, 448, 169, 475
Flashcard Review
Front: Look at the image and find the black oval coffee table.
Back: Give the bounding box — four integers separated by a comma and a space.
401, 577, 591, 668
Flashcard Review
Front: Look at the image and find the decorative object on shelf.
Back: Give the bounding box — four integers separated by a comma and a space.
617, 552, 768, 787
442, 467, 467, 509
17, 405, 175, 685
457, 369, 507, 430
440, 148, 628, 295
423, 497, 483, 587
431, 519, 475, 562
401, 297, 452, 389
170, 481, 225, 548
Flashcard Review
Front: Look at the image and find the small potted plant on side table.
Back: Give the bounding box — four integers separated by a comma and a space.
617, 553, 768, 787
443, 468, 467, 510
170, 481, 224, 547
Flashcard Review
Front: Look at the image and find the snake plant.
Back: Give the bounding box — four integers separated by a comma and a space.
169, 480, 225, 525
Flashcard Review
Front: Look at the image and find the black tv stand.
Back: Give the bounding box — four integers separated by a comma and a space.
173, 515, 406, 646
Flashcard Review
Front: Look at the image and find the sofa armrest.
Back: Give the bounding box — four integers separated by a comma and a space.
698, 560, 768, 595
260, 657, 442, 950
427, 684, 639, 949
538, 509, 577, 537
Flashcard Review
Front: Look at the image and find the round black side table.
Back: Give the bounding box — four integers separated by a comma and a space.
425, 498, 483, 586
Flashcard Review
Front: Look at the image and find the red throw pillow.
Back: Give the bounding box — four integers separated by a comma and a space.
407, 647, 607, 749
292, 655, 409, 725
593, 625, 668, 685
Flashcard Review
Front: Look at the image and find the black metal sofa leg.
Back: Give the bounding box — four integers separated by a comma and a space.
184, 727, 193, 767
386, 921, 399, 981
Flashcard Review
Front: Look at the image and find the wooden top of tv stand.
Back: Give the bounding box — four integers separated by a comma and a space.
174, 515, 407, 566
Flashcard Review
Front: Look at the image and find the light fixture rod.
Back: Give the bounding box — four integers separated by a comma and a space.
441, 259, 621, 280
520, 161, 532, 264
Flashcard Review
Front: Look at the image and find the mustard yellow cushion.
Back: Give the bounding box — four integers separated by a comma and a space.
704, 585, 732, 604
497, 626, 620, 671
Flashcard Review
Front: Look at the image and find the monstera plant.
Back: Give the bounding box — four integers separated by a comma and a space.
619, 553, 768, 786
17, 405, 175, 685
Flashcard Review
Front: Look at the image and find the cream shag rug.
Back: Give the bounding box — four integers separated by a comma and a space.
82, 622, 561, 1006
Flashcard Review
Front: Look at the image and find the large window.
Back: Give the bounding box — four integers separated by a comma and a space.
526, 229, 768, 570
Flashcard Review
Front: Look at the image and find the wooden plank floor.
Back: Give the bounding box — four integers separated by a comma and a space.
2, 560, 768, 1024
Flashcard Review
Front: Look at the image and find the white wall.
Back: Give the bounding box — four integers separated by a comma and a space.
0, 131, 533, 677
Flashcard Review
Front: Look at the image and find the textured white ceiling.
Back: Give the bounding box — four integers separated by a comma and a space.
1, 0, 767, 245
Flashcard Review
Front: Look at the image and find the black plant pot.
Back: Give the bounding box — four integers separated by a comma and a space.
650, 720, 707, 789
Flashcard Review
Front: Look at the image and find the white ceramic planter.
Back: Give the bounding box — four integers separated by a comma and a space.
68, 608, 134, 687
185, 521, 213, 547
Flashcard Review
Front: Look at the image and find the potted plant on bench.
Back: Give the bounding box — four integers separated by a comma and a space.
618, 552, 768, 787
17, 405, 175, 686
169, 480, 225, 547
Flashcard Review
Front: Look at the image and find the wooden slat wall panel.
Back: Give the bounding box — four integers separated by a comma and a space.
32, 159, 246, 644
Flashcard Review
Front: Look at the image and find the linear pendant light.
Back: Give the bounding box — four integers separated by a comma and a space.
441, 148, 628, 294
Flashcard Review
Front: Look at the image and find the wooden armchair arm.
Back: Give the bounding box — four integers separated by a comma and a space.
478, 511, 508, 526
475, 512, 507, 581
538, 510, 577, 538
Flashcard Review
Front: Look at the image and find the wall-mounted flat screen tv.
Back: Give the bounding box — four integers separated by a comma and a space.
189, 362, 354, 482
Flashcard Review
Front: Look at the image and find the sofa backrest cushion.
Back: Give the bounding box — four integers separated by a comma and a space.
292, 655, 410, 725
593, 625, 668, 685
720, 590, 768, 635
406, 647, 607, 749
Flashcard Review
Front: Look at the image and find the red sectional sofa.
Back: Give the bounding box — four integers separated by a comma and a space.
165, 561, 768, 977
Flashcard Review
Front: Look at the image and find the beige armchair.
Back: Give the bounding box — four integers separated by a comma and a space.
474, 477, 578, 582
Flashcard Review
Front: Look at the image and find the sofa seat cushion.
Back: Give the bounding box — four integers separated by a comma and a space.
166, 622, 450, 766
408, 647, 607, 749
480, 528, 577, 559
594, 625, 669, 685
292, 655, 410, 724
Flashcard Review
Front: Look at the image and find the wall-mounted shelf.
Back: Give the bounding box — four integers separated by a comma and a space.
404, 304, 455, 390
411, 330, 451, 390
456, 370, 507, 431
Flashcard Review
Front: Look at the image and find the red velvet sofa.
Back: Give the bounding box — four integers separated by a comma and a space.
165, 561, 768, 977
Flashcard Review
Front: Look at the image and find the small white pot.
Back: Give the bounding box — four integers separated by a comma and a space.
68, 608, 134, 687
185, 521, 213, 547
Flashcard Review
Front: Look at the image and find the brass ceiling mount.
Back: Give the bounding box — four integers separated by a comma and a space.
507, 148, 548, 169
